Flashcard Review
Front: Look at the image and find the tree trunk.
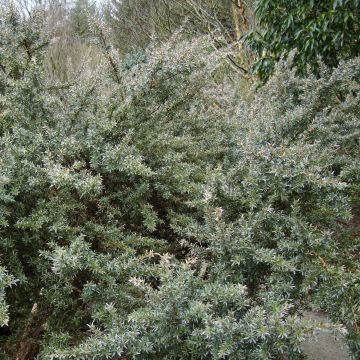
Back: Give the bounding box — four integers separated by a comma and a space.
15, 304, 47, 360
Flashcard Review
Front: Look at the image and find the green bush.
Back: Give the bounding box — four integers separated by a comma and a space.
246, 0, 360, 80
0, 6, 359, 360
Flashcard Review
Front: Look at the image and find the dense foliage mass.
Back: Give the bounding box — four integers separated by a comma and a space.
246, 0, 360, 80
0, 2, 359, 360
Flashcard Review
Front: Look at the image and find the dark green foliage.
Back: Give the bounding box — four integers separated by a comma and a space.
246, 0, 360, 80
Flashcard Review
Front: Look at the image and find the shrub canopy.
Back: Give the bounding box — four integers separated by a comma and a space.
0, 6, 359, 360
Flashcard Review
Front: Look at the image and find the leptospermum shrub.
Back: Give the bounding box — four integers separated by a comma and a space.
0, 7, 359, 360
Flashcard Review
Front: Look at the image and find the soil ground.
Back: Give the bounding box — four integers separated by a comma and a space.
302, 312, 351, 360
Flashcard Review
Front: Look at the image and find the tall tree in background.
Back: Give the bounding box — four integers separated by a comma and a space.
69, 0, 96, 38
42, 0, 102, 82
104, 0, 183, 54
105, 0, 255, 72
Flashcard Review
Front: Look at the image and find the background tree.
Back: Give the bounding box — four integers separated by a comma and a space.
69, 0, 97, 38
104, 0, 255, 72
245, 0, 360, 80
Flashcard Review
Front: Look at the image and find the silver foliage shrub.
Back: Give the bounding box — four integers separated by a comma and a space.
49, 46, 359, 360
0, 7, 359, 360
